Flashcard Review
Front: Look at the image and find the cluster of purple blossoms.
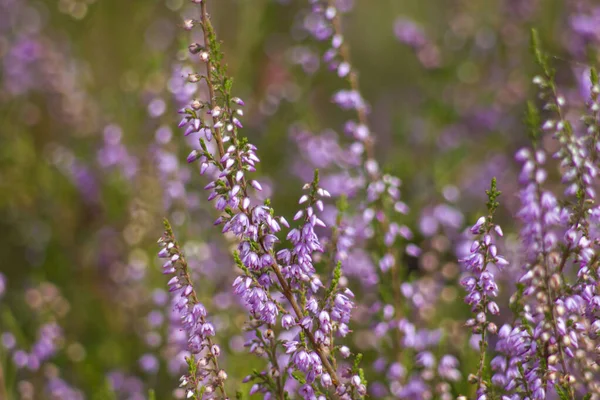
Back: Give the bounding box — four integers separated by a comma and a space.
173, 1, 365, 397
515, 148, 561, 258
1, 280, 66, 373
9, 322, 63, 371
0, 278, 87, 399
461, 214, 506, 325
495, 146, 567, 398
97, 124, 139, 180
301, 3, 470, 400
288, 1, 470, 399
370, 319, 461, 400
0, 0, 99, 131
393, 17, 441, 69
483, 33, 600, 399
491, 324, 542, 399
303, 0, 422, 297
151, 2, 600, 400
107, 371, 146, 400
6, 0, 600, 398
459, 179, 507, 399
45, 377, 85, 400
158, 221, 228, 399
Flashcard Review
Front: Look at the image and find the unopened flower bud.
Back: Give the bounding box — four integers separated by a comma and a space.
549, 273, 562, 291
188, 43, 203, 54
476, 312, 486, 324
339, 346, 350, 358
541, 332, 551, 342
264, 329, 274, 340
187, 150, 201, 163
357, 385, 367, 396
231, 97, 245, 106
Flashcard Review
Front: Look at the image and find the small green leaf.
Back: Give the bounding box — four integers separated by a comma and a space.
525, 101, 541, 144
591, 68, 598, 86
554, 384, 571, 400
336, 195, 348, 214
485, 177, 501, 215
530, 28, 550, 76
325, 261, 342, 301
291, 371, 306, 384
353, 353, 363, 370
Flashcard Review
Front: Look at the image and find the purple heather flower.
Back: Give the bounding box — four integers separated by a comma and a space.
1, 332, 16, 350
177, 2, 363, 393
139, 353, 159, 374
158, 223, 228, 396
46, 377, 84, 400
8, 322, 63, 371
393, 18, 427, 48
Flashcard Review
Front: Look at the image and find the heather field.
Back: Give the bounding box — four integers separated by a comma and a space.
1, 0, 600, 399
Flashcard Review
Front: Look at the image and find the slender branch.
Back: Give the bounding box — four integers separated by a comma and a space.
198, 1, 226, 161
163, 222, 228, 399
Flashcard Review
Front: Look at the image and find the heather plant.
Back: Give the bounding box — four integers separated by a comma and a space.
3, 0, 600, 399
287, 2, 464, 398
178, 3, 365, 397
161, 1, 600, 398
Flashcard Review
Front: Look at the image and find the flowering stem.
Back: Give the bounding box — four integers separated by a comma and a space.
534, 185, 572, 395
192, 2, 344, 391
525, 147, 572, 389
473, 224, 494, 395
198, 1, 226, 161
327, 2, 371, 156
325, 0, 404, 320
162, 220, 228, 399
267, 336, 285, 399
269, 260, 341, 386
